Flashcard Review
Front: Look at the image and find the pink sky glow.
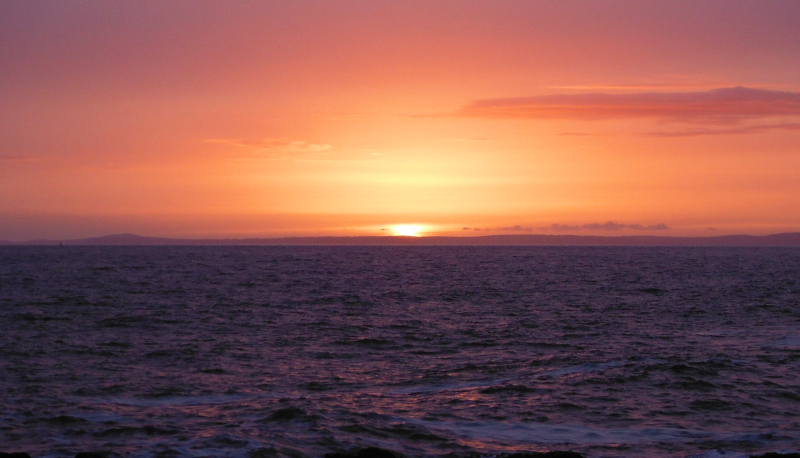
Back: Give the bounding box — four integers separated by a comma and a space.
1, 1, 800, 240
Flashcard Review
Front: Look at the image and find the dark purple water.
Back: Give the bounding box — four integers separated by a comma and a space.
1, 246, 799, 458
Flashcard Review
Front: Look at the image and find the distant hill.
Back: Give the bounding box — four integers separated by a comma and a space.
71, 233, 188, 245
5, 232, 800, 246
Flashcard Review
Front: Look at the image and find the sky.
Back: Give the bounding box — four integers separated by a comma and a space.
2, 1, 800, 240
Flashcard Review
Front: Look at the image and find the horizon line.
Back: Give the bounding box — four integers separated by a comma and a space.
3, 232, 800, 247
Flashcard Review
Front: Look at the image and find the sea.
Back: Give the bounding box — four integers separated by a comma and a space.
1, 246, 799, 458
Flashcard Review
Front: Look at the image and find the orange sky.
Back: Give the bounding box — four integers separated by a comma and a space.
2, 1, 800, 240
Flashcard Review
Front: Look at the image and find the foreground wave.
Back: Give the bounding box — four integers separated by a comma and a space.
1, 246, 799, 457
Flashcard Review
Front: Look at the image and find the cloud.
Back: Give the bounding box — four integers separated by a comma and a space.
497, 225, 535, 232
444, 137, 489, 142
544, 222, 670, 231
558, 122, 800, 137
458, 87, 800, 123
644, 122, 800, 137
556, 132, 609, 137
205, 138, 332, 160
0, 154, 35, 162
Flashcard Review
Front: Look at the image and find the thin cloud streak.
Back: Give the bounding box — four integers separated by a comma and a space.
459, 87, 800, 123
493, 222, 670, 233
645, 122, 800, 137
205, 139, 332, 160
0, 154, 36, 162
497, 225, 535, 232
558, 122, 800, 137
544, 222, 670, 232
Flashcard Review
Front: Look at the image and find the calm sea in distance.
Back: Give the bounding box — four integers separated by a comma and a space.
1, 246, 799, 458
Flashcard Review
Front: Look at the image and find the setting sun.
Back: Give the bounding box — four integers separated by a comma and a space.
4, 3, 800, 458
392, 225, 423, 237
1, 2, 800, 242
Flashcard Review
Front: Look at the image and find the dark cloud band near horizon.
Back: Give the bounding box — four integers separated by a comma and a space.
458, 87, 800, 122
492, 222, 671, 232
546, 222, 670, 231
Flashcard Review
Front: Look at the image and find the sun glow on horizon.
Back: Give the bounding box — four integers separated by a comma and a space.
392, 225, 423, 237
1, 3, 799, 241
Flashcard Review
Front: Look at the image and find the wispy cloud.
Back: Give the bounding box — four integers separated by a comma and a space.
205, 138, 332, 160
558, 122, 800, 138
492, 222, 669, 233
0, 154, 35, 162
547, 84, 726, 91
644, 122, 800, 137
443, 137, 489, 143
458, 87, 800, 123
544, 222, 670, 231
556, 132, 610, 137
497, 225, 535, 232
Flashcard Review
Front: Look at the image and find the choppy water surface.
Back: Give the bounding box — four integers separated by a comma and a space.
1, 246, 799, 458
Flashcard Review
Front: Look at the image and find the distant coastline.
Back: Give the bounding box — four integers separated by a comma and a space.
3, 232, 800, 246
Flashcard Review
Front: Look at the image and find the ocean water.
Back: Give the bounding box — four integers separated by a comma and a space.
1, 246, 799, 458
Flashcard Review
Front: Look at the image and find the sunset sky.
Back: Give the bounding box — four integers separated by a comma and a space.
2, 1, 800, 240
